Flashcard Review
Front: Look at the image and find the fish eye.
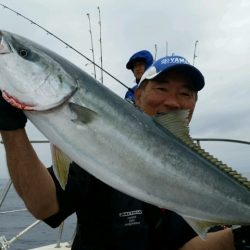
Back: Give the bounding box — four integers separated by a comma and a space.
18, 48, 29, 58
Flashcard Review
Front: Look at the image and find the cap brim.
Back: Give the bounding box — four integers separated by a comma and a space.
126, 60, 134, 70
126, 58, 147, 70
145, 64, 205, 91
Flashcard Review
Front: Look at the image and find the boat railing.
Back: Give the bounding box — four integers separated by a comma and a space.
1, 137, 250, 249
194, 138, 250, 146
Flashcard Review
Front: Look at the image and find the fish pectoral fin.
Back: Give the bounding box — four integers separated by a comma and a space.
50, 144, 72, 190
183, 216, 217, 240
69, 102, 97, 124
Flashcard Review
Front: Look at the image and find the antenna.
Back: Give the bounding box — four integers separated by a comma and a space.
86, 13, 97, 79
193, 40, 198, 65
97, 6, 104, 84
0, 3, 129, 90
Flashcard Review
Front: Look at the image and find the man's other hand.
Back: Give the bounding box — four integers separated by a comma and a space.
0, 91, 27, 131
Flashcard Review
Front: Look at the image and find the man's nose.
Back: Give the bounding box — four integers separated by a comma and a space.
162, 93, 181, 109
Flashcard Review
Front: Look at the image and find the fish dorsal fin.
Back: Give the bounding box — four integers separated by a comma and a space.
154, 110, 250, 190
153, 110, 192, 143
51, 144, 72, 190
69, 102, 97, 124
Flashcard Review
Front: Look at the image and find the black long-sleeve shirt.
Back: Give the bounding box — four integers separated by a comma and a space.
44, 163, 197, 250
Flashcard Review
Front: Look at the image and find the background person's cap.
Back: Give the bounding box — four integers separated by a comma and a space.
126, 50, 153, 71
138, 56, 205, 91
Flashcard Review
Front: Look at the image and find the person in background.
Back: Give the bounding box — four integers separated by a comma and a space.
124, 50, 153, 103
1, 55, 250, 250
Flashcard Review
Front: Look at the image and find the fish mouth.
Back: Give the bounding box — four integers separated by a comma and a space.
0, 31, 12, 54
2, 91, 35, 111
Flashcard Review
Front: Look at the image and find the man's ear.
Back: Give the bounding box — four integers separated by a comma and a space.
135, 87, 142, 106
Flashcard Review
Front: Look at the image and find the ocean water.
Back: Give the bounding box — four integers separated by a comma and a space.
0, 178, 76, 250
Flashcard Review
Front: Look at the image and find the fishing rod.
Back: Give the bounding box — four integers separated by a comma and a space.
97, 6, 104, 84
0, 3, 130, 90
86, 13, 97, 79
154, 44, 157, 60
193, 40, 198, 66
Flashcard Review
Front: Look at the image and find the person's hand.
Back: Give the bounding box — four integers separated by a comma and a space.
0, 91, 27, 130
233, 225, 250, 250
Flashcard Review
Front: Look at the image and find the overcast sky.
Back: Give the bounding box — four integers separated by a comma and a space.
0, 0, 250, 179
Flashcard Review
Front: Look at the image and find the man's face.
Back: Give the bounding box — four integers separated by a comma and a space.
132, 61, 146, 81
135, 71, 197, 122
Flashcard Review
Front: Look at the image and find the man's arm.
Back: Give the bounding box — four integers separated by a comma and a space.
0, 92, 59, 219
1, 129, 59, 219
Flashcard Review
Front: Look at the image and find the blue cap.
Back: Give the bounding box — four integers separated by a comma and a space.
126, 50, 153, 71
139, 56, 205, 91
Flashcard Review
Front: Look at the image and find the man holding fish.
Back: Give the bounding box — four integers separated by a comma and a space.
0, 50, 250, 249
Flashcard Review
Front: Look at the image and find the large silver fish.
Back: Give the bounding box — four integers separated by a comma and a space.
0, 30, 250, 237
